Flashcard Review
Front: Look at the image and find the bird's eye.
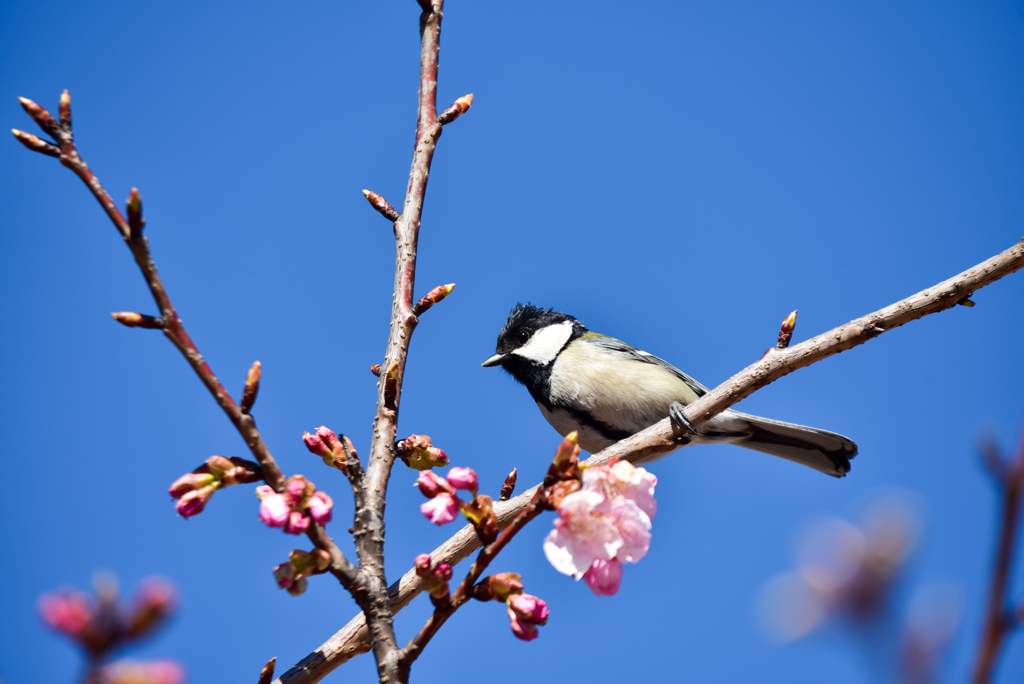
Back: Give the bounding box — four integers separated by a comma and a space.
518, 330, 531, 343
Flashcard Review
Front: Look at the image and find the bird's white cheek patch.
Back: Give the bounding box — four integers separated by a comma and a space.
512, 321, 573, 365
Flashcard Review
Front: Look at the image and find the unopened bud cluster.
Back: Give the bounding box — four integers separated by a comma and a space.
303, 425, 358, 470
416, 466, 498, 542
168, 455, 263, 518
274, 548, 332, 597
472, 573, 550, 641
39, 576, 177, 659
256, 474, 333, 534
414, 554, 453, 607
397, 434, 449, 470
254, 475, 331, 532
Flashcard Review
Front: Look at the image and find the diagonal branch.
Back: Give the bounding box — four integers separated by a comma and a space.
275, 237, 1024, 684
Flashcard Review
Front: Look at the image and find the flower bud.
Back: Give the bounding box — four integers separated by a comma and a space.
420, 492, 462, 526
126, 187, 145, 239
284, 510, 311, 535
306, 491, 333, 524
175, 485, 215, 518
397, 434, 449, 470
500, 468, 517, 501
303, 431, 333, 463
583, 559, 623, 596
240, 360, 261, 414
508, 593, 550, 625
287, 578, 308, 597
551, 431, 581, 472
507, 606, 539, 641
461, 494, 493, 526
777, 309, 798, 349
472, 573, 524, 602
285, 475, 312, 507
446, 467, 479, 494
274, 562, 297, 589
416, 470, 453, 498
39, 591, 92, 638
316, 426, 342, 453
414, 554, 452, 603
256, 486, 290, 528
168, 472, 215, 499
127, 579, 177, 638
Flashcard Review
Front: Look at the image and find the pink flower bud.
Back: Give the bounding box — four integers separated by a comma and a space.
316, 426, 342, 453
287, 578, 308, 597
414, 554, 433, 574
284, 510, 311, 535
286, 476, 310, 507
420, 492, 462, 525
303, 432, 332, 459
256, 487, 290, 528
175, 485, 215, 518
583, 559, 623, 596
508, 607, 539, 641
416, 470, 454, 498
507, 593, 549, 625
435, 562, 453, 582
426, 447, 449, 468
307, 491, 333, 524
39, 592, 91, 638
168, 472, 215, 499
446, 467, 478, 493
274, 562, 296, 589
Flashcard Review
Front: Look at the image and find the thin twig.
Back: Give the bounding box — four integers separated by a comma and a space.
397, 487, 547, 673
15, 92, 358, 587
275, 238, 1024, 684
970, 418, 1024, 684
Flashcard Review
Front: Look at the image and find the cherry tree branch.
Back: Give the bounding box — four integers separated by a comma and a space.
398, 487, 548, 672
970, 419, 1024, 684
276, 237, 1024, 684
13, 93, 366, 588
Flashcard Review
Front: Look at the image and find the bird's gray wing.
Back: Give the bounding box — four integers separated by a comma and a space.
581, 334, 709, 399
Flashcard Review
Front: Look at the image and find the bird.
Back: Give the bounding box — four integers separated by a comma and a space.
481, 303, 857, 477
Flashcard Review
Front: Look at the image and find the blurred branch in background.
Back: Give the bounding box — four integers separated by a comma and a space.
758, 493, 962, 684
971, 420, 1024, 684
760, 417, 1024, 684
38, 574, 183, 684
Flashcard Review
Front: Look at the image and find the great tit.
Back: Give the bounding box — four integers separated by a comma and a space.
481, 304, 857, 477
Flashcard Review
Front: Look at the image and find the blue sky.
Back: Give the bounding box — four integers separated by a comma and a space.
2, 1, 1023, 683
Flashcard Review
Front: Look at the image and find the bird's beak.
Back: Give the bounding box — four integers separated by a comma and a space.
481, 353, 506, 368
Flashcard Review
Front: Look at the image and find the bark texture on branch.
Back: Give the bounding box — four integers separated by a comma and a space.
276, 238, 1024, 684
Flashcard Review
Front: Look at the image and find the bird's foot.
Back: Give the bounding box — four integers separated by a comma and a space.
669, 401, 699, 436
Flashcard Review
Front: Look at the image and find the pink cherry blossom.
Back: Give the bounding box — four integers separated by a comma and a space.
446, 467, 479, 493
609, 497, 652, 564
583, 558, 623, 596
284, 510, 311, 535
420, 492, 462, 525
542, 490, 622, 578
307, 491, 334, 524
582, 458, 657, 519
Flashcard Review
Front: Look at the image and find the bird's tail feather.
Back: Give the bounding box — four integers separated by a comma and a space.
729, 411, 857, 477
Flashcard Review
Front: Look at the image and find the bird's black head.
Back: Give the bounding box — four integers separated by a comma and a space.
481, 304, 587, 389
